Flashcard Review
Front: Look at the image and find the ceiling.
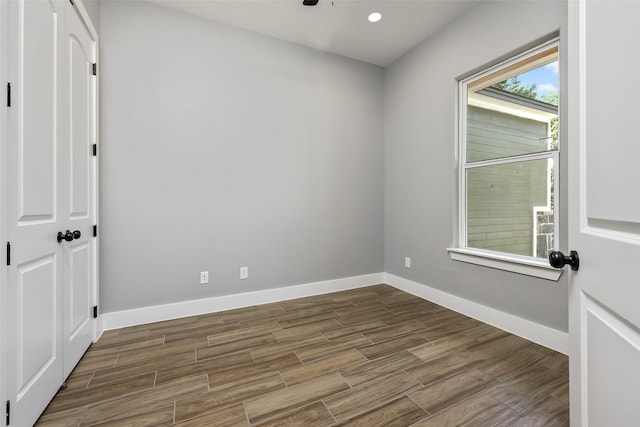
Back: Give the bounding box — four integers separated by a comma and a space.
144, 0, 478, 67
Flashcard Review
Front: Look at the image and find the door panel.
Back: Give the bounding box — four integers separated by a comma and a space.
6, 1, 66, 425
68, 242, 90, 339
584, 1, 640, 224
20, 0, 58, 220
586, 297, 640, 427
17, 255, 58, 398
568, 0, 640, 425
69, 36, 90, 218
63, 1, 96, 378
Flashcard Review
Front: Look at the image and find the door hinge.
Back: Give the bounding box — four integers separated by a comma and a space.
92, 144, 97, 156
6, 83, 10, 107
93, 224, 97, 237
6, 242, 10, 266
92, 63, 97, 76
93, 305, 98, 318
5, 400, 10, 426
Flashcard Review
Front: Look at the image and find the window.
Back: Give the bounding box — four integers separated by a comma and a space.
449, 39, 561, 280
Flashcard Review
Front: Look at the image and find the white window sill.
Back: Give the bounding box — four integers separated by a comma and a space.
447, 247, 563, 281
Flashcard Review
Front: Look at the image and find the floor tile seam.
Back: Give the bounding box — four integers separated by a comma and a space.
111, 354, 120, 369
79, 379, 169, 416
361, 330, 428, 347
114, 346, 212, 368
320, 328, 375, 341
408, 382, 499, 419
121, 322, 200, 336
77, 397, 172, 427
277, 314, 342, 329
271, 322, 344, 341
49, 370, 157, 409
407, 356, 496, 389
334, 370, 355, 390
321, 382, 424, 424
196, 343, 252, 360
320, 369, 417, 406
192, 348, 201, 363
234, 381, 339, 425
172, 399, 243, 425
38, 403, 90, 424
84, 371, 97, 390
242, 401, 252, 426
172, 391, 249, 425
146, 325, 233, 340
156, 360, 259, 387
172, 401, 177, 425
475, 361, 540, 386
352, 348, 369, 366
490, 379, 569, 416
339, 352, 425, 384
296, 340, 373, 364
479, 385, 535, 418
323, 400, 340, 426
333, 312, 395, 328
249, 349, 264, 361
514, 394, 570, 421
247, 400, 331, 427
488, 364, 568, 391
405, 393, 433, 421
90, 355, 197, 385
406, 341, 480, 363
88, 335, 151, 350
84, 339, 167, 359
276, 370, 289, 388
205, 332, 281, 350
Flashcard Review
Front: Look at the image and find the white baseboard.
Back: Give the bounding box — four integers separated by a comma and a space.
100, 273, 386, 332
100, 271, 568, 355
384, 273, 569, 354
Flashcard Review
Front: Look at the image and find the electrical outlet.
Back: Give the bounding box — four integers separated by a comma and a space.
404, 257, 411, 268
240, 266, 248, 280
200, 271, 209, 284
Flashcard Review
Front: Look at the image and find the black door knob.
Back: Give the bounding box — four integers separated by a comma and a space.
57, 230, 74, 243
57, 230, 81, 243
549, 250, 579, 271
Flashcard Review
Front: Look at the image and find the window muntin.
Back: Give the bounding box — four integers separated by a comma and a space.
460, 40, 559, 261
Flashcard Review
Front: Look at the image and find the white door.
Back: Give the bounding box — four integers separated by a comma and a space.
6, 0, 66, 425
63, 1, 97, 378
5, 0, 97, 424
567, 1, 640, 425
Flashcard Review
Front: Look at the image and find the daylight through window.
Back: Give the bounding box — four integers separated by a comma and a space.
459, 40, 559, 260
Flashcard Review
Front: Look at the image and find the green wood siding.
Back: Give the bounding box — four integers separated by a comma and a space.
466, 105, 550, 257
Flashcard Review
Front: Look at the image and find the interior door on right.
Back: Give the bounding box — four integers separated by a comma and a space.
568, 1, 640, 425
62, 0, 97, 379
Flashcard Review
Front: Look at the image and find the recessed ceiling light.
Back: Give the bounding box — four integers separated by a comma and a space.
368, 12, 382, 23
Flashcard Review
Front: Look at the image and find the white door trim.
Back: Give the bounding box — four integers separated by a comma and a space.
0, 0, 9, 421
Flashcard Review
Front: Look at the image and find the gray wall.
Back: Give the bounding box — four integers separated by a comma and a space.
100, 0, 569, 333
100, 1, 385, 312
384, 0, 568, 331
82, 0, 100, 33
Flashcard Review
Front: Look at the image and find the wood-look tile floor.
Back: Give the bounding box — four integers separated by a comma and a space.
36, 284, 569, 426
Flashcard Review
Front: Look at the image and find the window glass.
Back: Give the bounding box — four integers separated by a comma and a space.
466, 158, 554, 257
461, 41, 559, 260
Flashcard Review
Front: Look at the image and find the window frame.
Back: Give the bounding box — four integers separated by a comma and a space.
448, 38, 563, 281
